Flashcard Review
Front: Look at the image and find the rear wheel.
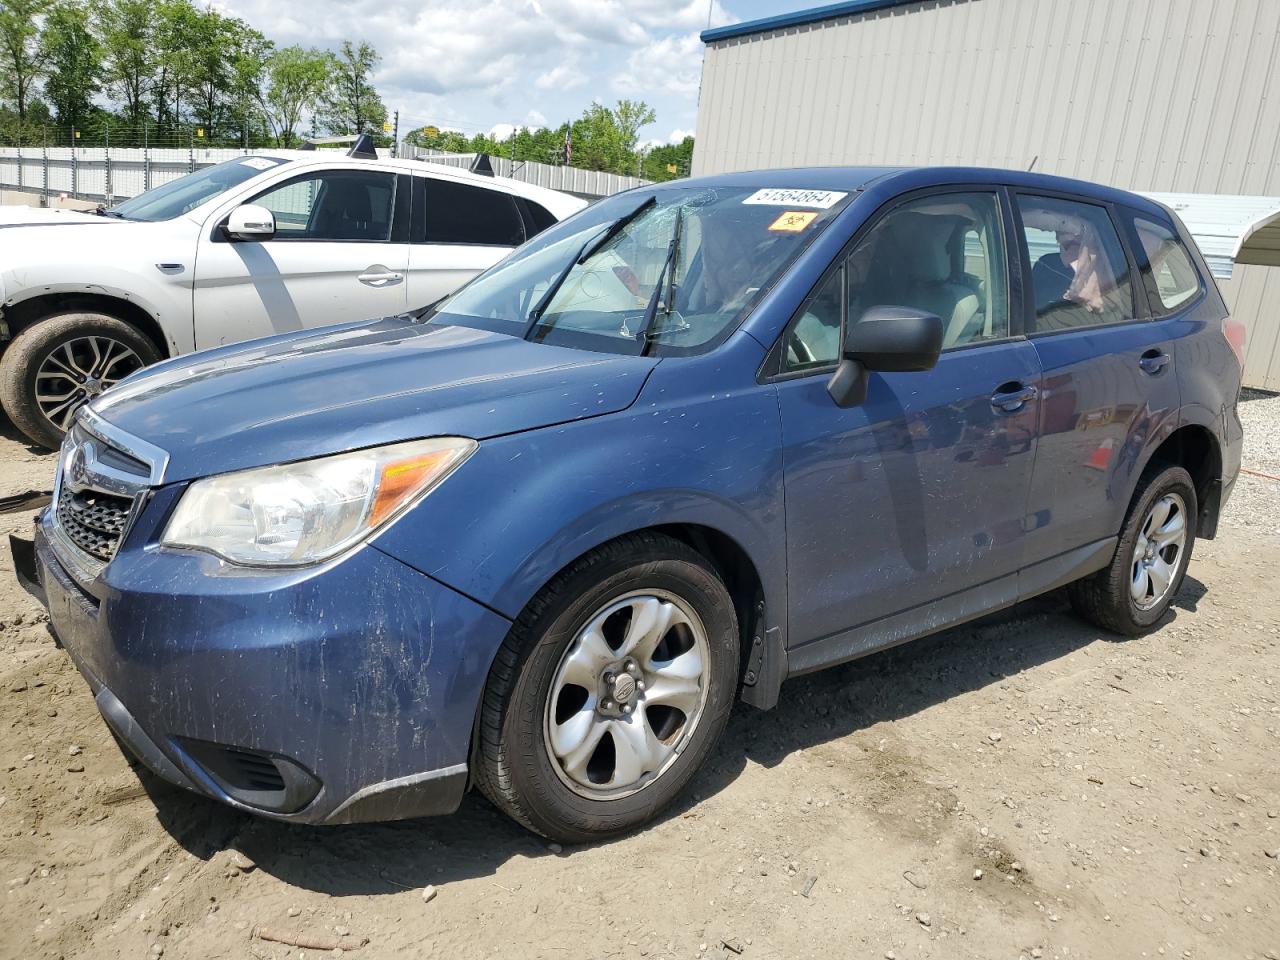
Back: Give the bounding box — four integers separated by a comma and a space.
1069, 463, 1197, 635
0, 312, 159, 449
475, 533, 740, 843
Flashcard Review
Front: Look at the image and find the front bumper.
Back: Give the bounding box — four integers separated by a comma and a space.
15, 515, 513, 824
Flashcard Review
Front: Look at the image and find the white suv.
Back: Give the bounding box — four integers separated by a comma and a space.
0, 150, 585, 447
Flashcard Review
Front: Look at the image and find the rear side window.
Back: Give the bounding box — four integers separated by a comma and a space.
1129, 215, 1202, 313
416, 177, 525, 246
519, 197, 560, 237
1017, 195, 1134, 332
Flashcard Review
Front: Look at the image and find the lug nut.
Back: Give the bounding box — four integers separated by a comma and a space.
636, 680, 645, 691
604, 672, 615, 685
601, 699, 614, 711
622, 703, 634, 715
626, 662, 640, 676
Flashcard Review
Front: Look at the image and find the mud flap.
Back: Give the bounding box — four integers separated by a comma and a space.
9, 534, 45, 607
740, 625, 785, 711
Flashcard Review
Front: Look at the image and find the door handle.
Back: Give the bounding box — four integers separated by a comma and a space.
990, 383, 1038, 413
1138, 349, 1170, 375
357, 268, 404, 286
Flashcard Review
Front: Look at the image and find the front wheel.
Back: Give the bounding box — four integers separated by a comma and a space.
475, 533, 740, 843
0, 312, 160, 449
1069, 463, 1198, 635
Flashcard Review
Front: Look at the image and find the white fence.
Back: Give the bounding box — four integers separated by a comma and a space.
0, 145, 647, 205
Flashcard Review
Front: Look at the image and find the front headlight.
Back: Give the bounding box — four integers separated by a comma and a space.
161, 437, 476, 566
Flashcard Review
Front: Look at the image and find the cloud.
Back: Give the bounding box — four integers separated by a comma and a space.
535, 63, 587, 91
215, 0, 728, 140
613, 32, 705, 98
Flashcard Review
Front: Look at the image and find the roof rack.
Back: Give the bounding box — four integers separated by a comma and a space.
297, 133, 379, 160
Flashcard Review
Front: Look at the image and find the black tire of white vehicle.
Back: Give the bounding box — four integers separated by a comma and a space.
0, 313, 160, 449
475, 532, 740, 844
1069, 463, 1198, 636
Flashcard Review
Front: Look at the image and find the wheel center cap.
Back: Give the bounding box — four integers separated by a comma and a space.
613, 674, 637, 703
83, 377, 102, 397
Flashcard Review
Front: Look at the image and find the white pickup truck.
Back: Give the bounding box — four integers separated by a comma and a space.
0, 148, 585, 447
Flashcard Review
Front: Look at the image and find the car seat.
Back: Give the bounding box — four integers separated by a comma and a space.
884, 214, 981, 348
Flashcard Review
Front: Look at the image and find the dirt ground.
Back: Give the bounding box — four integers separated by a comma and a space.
1, 396, 1278, 960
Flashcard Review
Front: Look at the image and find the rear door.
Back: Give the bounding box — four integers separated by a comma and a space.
406, 175, 527, 308
193, 167, 410, 348
775, 188, 1043, 649
1013, 192, 1182, 566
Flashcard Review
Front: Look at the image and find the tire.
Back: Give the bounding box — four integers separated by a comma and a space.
0, 312, 160, 449
1069, 463, 1198, 636
475, 532, 740, 843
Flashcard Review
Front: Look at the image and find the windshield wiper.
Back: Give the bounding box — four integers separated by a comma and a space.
94, 206, 126, 219
522, 195, 658, 338
633, 205, 684, 355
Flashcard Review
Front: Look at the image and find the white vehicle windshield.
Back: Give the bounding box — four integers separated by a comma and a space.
108, 156, 288, 222
433, 184, 850, 356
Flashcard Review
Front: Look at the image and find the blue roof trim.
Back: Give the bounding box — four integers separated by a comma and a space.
701, 0, 922, 43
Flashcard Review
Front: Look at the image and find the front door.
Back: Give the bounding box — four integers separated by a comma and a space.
776, 190, 1042, 649
194, 168, 409, 349
1012, 193, 1182, 567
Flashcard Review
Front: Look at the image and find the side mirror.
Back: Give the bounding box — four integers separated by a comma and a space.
225, 204, 276, 242
827, 305, 944, 408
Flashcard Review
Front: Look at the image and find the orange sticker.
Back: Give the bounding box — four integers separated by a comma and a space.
768, 211, 818, 232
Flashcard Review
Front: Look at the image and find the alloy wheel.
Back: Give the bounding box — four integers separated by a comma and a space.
1131, 492, 1187, 610
544, 590, 710, 800
35, 336, 143, 432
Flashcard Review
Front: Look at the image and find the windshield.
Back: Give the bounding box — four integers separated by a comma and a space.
110, 156, 288, 222
433, 184, 851, 355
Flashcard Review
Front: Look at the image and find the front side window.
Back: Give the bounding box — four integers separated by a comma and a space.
110, 156, 288, 222
1018, 195, 1133, 332
1130, 215, 1202, 313
782, 191, 1009, 372
418, 178, 525, 246
251, 170, 396, 242
434, 184, 851, 356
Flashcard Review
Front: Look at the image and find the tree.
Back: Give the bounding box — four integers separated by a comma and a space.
613, 99, 656, 155
318, 40, 386, 136
150, 0, 198, 130
226, 25, 271, 145
642, 136, 694, 183
569, 101, 656, 175
261, 45, 329, 147
187, 10, 264, 136
95, 0, 153, 128
0, 0, 49, 122
40, 0, 103, 128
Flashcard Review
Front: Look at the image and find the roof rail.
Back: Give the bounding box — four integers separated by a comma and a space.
296, 133, 379, 159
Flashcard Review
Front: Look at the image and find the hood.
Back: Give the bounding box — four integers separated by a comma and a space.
91, 316, 658, 483
0, 205, 113, 227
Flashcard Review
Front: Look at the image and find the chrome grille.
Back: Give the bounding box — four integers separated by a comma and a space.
55, 484, 133, 562
46, 408, 168, 579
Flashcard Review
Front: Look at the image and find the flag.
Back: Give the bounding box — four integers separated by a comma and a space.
563, 127, 572, 165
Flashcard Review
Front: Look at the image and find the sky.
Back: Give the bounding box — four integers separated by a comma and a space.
210, 0, 816, 147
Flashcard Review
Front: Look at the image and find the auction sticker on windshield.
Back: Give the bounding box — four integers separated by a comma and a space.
240, 157, 281, 170
743, 188, 847, 209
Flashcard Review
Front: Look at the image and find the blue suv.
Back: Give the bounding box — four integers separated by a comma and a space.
13, 167, 1244, 843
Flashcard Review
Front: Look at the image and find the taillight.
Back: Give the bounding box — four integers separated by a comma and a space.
1223, 316, 1247, 369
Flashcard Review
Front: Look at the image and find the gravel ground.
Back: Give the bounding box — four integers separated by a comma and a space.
0, 393, 1278, 960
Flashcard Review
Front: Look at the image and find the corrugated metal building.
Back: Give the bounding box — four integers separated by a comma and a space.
694, 0, 1280, 391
